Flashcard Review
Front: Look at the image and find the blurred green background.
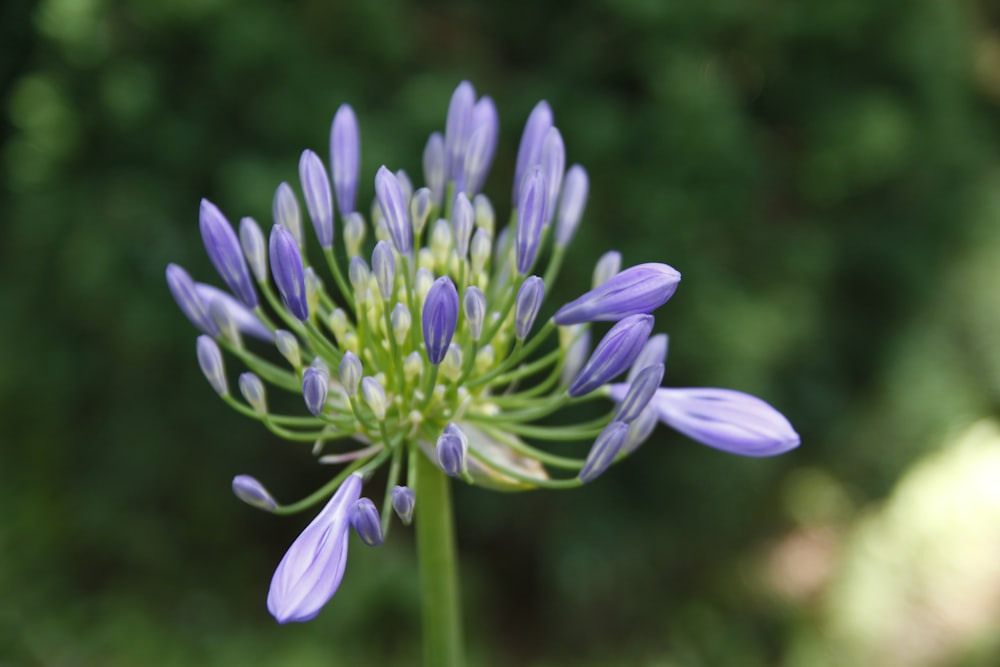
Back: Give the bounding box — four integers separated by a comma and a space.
3, 0, 1000, 665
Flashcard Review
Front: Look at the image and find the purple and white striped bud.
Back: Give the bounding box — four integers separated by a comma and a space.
298, 150, 334, 249
451, 193, 474, 259
302, 365, 329, 417
275, 330, 301, 368
592, 250, 621, 289
423, 132, 446, 206
232, 475, 278, 512
568, 314, 654, 397
371, 241, 396, 301
540, 127, 565, 224
167, 264, 219, 337
514, 276, 545, 340
199, 199, 258, 308
463, 97, 499, 195
361, 376, 387, 420
611, 363, 664, 423
391, 303, 411, 345
239, 372, 267, 414
330, 104, 360, 215
196, 335, 227, 395
513, 100, 554, 205
343, 212, 366, 258
579, 421, 629, 483
554, 263, 681, 325
239, 216, 268, 283
436, 423, 468, 477
422, 276, 459, 365
272, 182, 303, 248
560, 325, 591, 387
339, 351, 362, 397
444, 81, 476, 189
410, 187, 433, 238
555, 165, 589, 248
375, 166, 412, 254
391, 485, 415, 525
653, 388, 801, 457
268, 225, 309, 320
515, 167, 546, 275
463, 286, 486, 342
196, 284, 272, 342
627, 334, 669, 383
349, 498, 383, 547
267, 473, 362, 624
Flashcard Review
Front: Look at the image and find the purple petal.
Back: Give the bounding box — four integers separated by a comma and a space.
540, 127, 565, 225
349, 498, 383, 547
554, 263, 681, 325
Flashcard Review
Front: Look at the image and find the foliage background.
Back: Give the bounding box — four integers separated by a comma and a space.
3, 0, 1000, 665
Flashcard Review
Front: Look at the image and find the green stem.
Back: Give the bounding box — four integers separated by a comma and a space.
414, 448, 464, 667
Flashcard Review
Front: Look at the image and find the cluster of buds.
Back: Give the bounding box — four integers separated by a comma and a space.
168, 82, 799, 624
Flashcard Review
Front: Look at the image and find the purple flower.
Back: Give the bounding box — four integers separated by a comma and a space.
568, 314, 654, 397
391, 485, 415, 525
199, 199, 258, 308
232, 475, 278, 512
267, 473, 363, 623
302, 365, 329, 417
166, 263, 219, 337
653, 388, 800, 457
268, 224, 309, 320
422, 276, 459, 365
349, 498, 383, 547
299, 150, 334, 249
554, 263, 681, 325
515, 167, 546, 275
513, 100, 553, 206
330, 104, 360, 215
436, 423, 468, 477
374, 166, 412, 254
579, 421, 629, 483
555, 164, 589, 247
514, 276, 545, 340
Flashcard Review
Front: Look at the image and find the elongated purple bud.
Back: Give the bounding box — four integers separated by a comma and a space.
624, 402, 659, 455
579, 421, 629, 483
422, 276, 459, 365
268, 225, 309, 320
568, 314, 654, 397
239, 216, 268, 282
299, 150, 334, 249
463, 286, 486, 342
423, 132, 446, 206
232, 474, 278, 512
592, 250, 621, 289
513, 100, 553, 205
436, 423, 468, 477
451, 193, 474, 259
627, 334, 669, 383
612, 363, 664, 423
375, 166, 412, 254
554, 263, 681, 325
555, 165, 589, 247
272, 182, 303, 247
654, 388, 800, 457
196, 335, 227, 394
515, 167, 546, 275
540, 127, 565, 224
514, 276, 545, 340
339, 351, 362, 397
330, 104, 360, 214
199, 199, 258, 308
267, 473, 362, 623
445, 81, 476, 189
302, 365, 329, 417
195, 284, 272, 341
463, 97, 499, 195
371, 241, 396, 301
391, 485, 415, 525
349, 498, 383, 547
167, 264, 219, 337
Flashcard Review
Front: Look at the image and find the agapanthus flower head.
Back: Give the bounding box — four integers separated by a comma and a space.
168, 81, 799, 625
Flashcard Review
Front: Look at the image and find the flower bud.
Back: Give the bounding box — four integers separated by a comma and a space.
196, 335, 227, 395
196, 284, 272, 342
436, 423, 468, 477
475, 345, 495, 374
473, 193, 495, 234
167, 264, 217, 336
328, 308, 348, 344
623, 402, 659, 455
349, 498, 383, 547
268, 224, 309, 320
554, 263, 681, 325
592, 250, 621, 289
275, 330, 301, 368
391, 485, 416, 525
579, 421, 629, 483
451, 193, 474, 259
423, 132, 446, 206
422, 277, 460, 365
302, 365, 329, 416
612, 363, 664, 423
239, 372, 267, 414
560, 325, 590, 387
375, 166, 412, 254
361, 376, 387, 420
232, 475, 278, 512
339, 351, 362, 397
371, 241, 396, 302
540, 127, 565, 224
470, 228, 492, 276
410, 187, 433, 238
239, 216, 268, 282
430, 218, 453, 267
514, 276, 545, 340
555, 165, 588, 247
513, 100, 553, 206
391, 303, 411, 346
568, 314, 654, 397
627, 334, 669, 383
463, 286, 486, 342
442, 343, 463, 380
462, 97, 499, 195
515, 167, 546, 275
199, 199, 259, 309
445, 81, 476, 189
272, 182, 303, 248
330, 104, 360, 215
343, 212, 366, 258
348, 256, 370, 302
298, 149, 334, 249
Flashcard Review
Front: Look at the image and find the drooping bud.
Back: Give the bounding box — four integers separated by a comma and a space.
239, 372, 267, 414
463, 286, 486, 342
391, 485, 416, 525
298, 150, 334, 249
592, 250, 621, 289
422, 276, 459, 365
302, 365, 329, 416
611, 363, 665, 423
568, 314, 654, 397
349, 498, 383, 547
272, 182, 303, 248
199, 199, 258, 308
553, 263, 681, 325
239, 216, 268, 282
339, 351, 362, 397
436, 423, 468, 477
330, 104, 360, 215
579, 421, 629, 483
343, 212, 366, 258
514, 276, 545, 340
371, 241, 396, 301
196, 335, 227, 395
513, 100, 554, 205
627, 333, 669, 383
451, 193, 474, 259
361, 376, 387, 420
167, 264, 219, 337
268, 224, 309, 320
515, 167, 546, 275
540, 127, 565, 224
423, 132, 446, 206
375, 166, 412, 255
232, 475, 278, 512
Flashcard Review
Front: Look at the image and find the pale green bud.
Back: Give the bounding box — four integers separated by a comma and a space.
343, 212, 366, 258
473, 193, 495, 235
442, 343, 463, 381
391, 303, 411, 346
475, 345, 495, 374
239, 372, 267, 414
470, 228, 492, 277
328, 308, 349, 344
361, 376, 387, 420
275, 330, 301, 368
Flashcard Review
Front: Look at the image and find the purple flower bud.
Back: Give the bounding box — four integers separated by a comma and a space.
514, 276, 545, 340
375, 166, 412, 254
268, 225, 309, 320
195, 283, 272, 341
592, 250, 621, 289
302, 365, 329, 417
199, 199, 258, 308
167, 264, 219, 337
371, 241, 396, 301
330, 104, 360, 215
579, 421, 629, 483
422, 276, 459, 365
463, 97, 499, 195
540, 127, 565, 224
196, 335, 227, 394
451, 193, 474, 259
463, 286, 486, 342
239, 216, 268, 283
391, 485, 415, 525
272, 182, 303, 247
513, 100, 553, 206
515, 167, 546, 275
612, 363, 664, 423
267, 473, 362, 624
627, 333, 669, 383
445, 81, 476, 190
423, 132, 446, 206
555, 164, 588, 247
554, 263, 681, 325
654, 388, 800, 457
349, 498, 383, 547
339, 351, 362, 396
299, 150, 334, 249
436, 423, 468, 477
624, 402, 659, 455
568, 314, 654, 397
232, 474, 278, 512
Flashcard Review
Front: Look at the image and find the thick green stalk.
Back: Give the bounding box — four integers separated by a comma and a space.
414, 448, 464, 667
